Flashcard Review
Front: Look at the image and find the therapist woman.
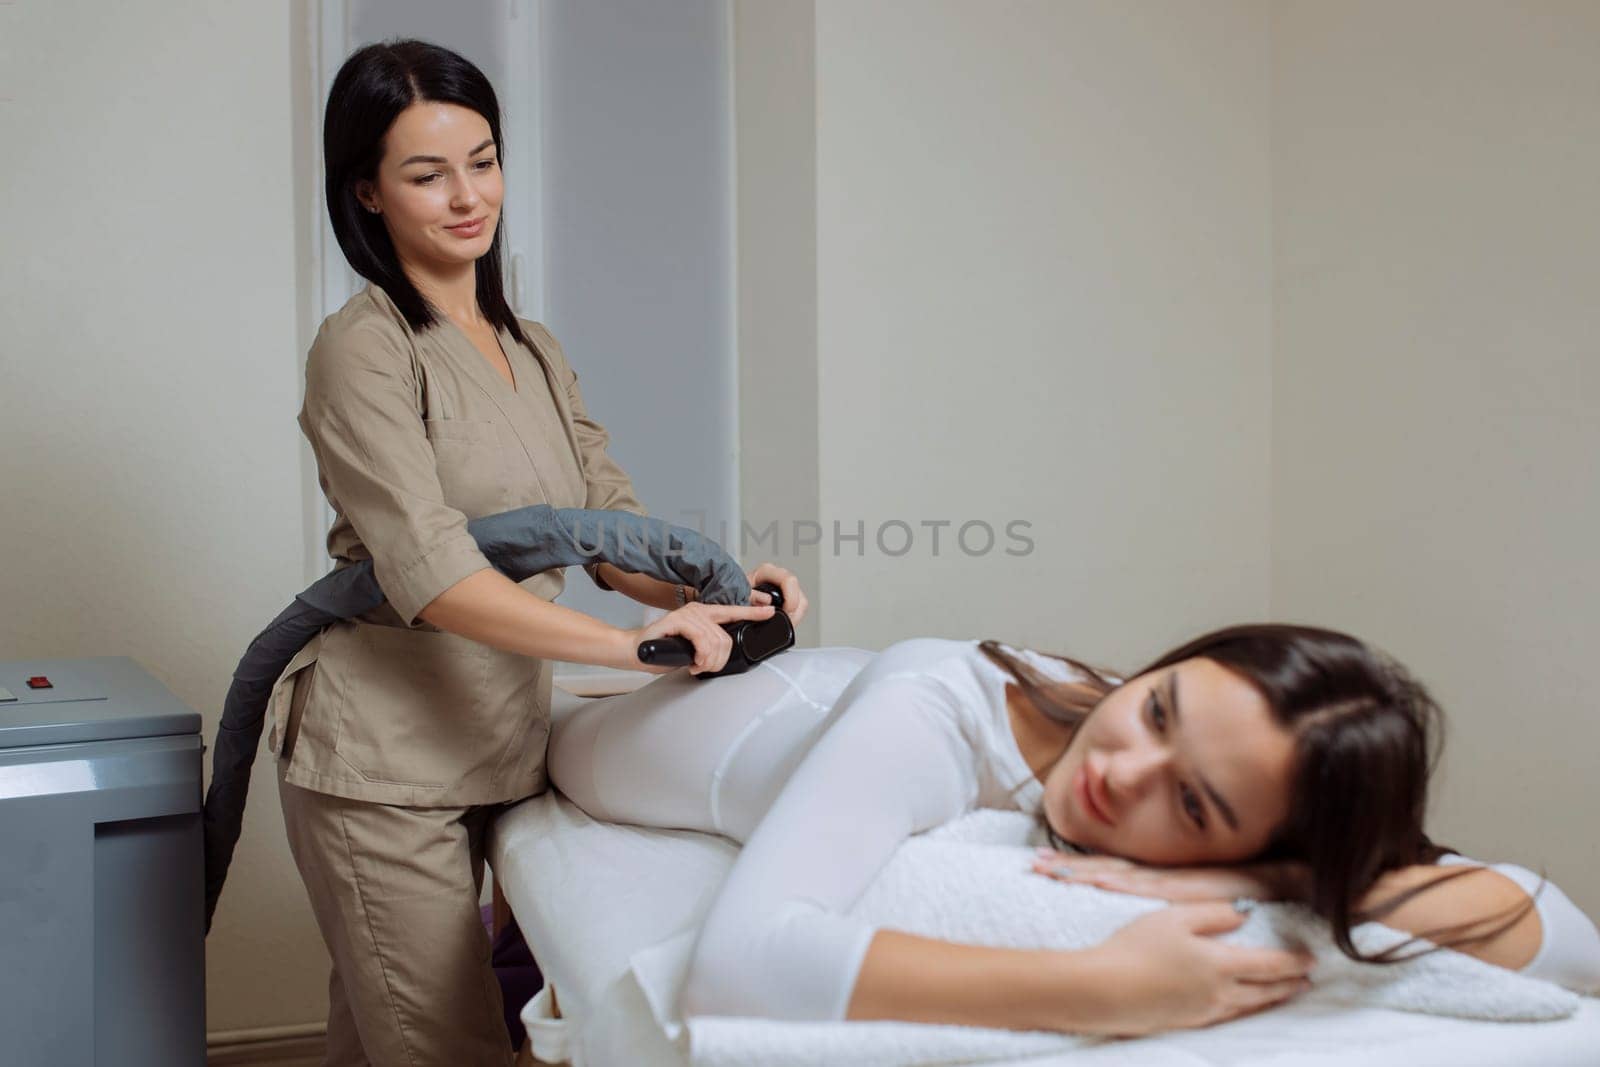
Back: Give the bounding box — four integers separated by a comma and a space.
272, 39, 804, 1066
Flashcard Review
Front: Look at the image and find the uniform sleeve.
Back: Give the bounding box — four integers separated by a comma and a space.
1437, 853, 1600, 994
679, 670, 977, 1022
299, 320, 492, 626
526, 323, 646, 591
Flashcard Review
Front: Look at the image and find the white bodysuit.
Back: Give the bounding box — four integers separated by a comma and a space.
547, 639, 1600, 1022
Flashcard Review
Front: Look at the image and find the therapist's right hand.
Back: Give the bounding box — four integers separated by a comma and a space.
623, 601, 776, 675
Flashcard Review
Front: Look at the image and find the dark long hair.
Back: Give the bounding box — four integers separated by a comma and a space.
323, 38, 529, 347
980, 624, 1545, 965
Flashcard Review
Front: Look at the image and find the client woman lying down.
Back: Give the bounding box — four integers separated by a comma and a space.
548, 624, 1600, 1037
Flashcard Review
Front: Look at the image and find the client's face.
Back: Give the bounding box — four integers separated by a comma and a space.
1040, 657, 1297, 866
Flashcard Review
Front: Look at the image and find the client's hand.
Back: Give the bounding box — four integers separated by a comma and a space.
745, 562, 808, 625
1032, 850, 1307, 903
1077, 902, 1315, 1037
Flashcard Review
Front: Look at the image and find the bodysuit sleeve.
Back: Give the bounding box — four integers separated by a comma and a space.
300, 320, 491, 626
679, 657, 979, 1021
1436, 853, 1600, 994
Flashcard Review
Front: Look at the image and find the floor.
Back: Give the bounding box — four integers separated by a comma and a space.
205, 1034, 562, 1066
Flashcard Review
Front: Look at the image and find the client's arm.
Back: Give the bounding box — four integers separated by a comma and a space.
680, 672, 980, 1022
853, 905, 1313, 1036
1362, 856, 1600, 992
1035, 851, 1600, 993
1356, 862, 1543, 970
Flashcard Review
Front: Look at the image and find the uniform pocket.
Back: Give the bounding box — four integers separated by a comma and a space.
424, 418, 512, 517
329, 620, 493, 788
268, 633, 324, 757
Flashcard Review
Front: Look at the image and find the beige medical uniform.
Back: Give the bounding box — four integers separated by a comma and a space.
270, 282, 643, 1065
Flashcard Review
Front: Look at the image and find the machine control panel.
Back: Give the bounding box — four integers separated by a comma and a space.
0, 668, 105, 708
0, 658, 197, 749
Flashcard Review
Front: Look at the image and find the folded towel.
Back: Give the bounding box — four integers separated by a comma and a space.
630, 810, 1578, 1067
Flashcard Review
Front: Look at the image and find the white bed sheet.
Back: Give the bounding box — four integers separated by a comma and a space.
488, 702, 1600, 1067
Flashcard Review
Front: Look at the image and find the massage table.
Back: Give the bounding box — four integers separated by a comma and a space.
488, 685, 1600, 1067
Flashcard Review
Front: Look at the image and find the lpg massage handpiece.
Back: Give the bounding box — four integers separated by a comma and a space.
636, 582, 795, 678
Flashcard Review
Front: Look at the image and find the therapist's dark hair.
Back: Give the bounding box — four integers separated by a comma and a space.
323, 38, 530, 348
980, 624, 1545, 966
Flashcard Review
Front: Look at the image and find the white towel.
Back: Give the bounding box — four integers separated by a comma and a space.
630, 810, 1579, 1067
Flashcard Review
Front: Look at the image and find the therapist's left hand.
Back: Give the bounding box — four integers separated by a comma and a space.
746, 562, 808, 625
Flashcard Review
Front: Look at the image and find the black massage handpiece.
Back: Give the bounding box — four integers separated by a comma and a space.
636, 582, 791, 675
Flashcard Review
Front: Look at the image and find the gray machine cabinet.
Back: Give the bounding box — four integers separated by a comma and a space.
0, 657, 205, 1067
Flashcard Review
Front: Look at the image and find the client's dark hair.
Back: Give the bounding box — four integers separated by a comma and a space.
322, 38, 528, 347
980, 624, 1545, 965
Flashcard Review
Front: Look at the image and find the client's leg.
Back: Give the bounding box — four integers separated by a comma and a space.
549, 647, 874, 841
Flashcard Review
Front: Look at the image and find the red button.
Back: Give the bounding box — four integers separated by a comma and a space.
27, 676, 52, 689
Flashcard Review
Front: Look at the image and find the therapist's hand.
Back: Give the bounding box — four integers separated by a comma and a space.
625, 601, 776, 676
746, 562, 808, 625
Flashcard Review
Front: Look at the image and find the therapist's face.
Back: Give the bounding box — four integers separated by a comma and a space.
1039, 658, 1298, 866
356, 101, 503, 276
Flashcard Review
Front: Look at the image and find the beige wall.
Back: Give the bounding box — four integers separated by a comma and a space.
1271, 0, 1600, 915
0, 0, 326, 1037
811, 0, 1274, 665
